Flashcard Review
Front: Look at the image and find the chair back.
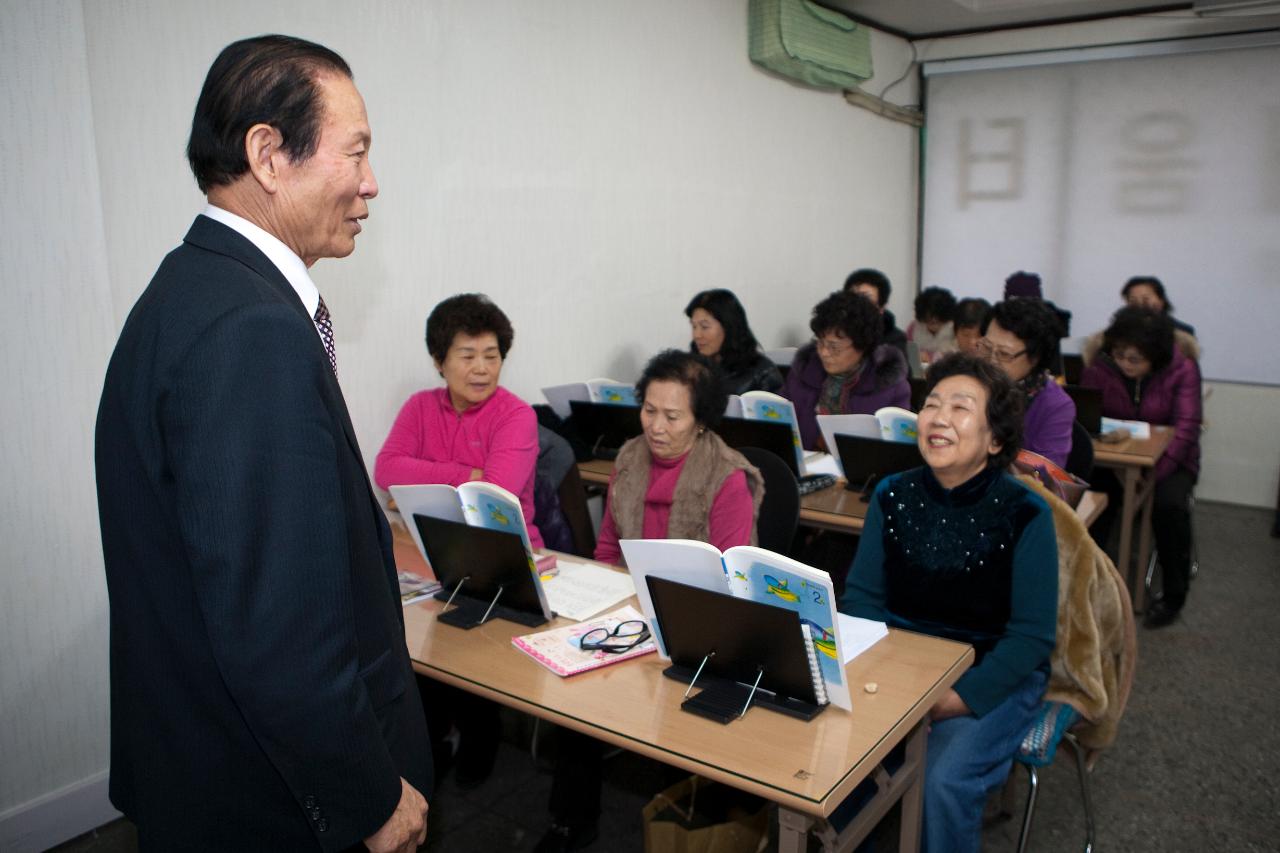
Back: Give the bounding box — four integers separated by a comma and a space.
555, 463, 597, 559
736, 446, 800, 555
1065, 420, 1094, 482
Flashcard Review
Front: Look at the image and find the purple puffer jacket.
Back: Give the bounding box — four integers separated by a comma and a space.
781, 343, 911, 450
1022, 378, 1076, 469
1080, 346, 1202, 481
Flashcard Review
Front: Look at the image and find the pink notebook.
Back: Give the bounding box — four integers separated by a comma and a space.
512, 605, 655, 677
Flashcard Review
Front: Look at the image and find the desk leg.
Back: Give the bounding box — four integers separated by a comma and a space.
1134, 473, 1156, 614
778, 807, 816, 853
1116, 467, 1138, 602
898, 719, 928, 853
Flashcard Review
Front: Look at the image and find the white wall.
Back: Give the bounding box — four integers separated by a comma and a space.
1, 1, 919, 847
0, 1, 118, 846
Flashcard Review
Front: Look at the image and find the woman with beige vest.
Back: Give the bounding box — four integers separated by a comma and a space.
537, 350, 762, 853
592, 348, 764, 565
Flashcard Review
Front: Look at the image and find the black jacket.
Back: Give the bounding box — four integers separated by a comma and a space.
95, 216, 431, 851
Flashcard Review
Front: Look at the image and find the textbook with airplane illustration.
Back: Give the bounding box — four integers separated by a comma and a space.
816, 408, 918, 474
389, 481, 554, 576
541, 378, 638, 418
619, 539, 854, 711
724, 390, 806, 473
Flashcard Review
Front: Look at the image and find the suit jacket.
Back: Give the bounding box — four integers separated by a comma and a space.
95, 215, 431, 852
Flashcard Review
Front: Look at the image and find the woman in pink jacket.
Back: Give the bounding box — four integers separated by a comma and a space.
375, 293, 542, 548
375, 293, 542, 789
1081, 307, 1202, 628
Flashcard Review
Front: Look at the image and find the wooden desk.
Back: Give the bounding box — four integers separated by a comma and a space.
392, 525, 972, 852
577, 459, 869, 534
1092, 426, 1173, 612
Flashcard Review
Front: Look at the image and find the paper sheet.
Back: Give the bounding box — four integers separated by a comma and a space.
541, 559, 637, 622
837, 613, 888, 664
803, 452, 842, 478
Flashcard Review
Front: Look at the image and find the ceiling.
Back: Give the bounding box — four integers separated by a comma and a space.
820, 0, 1196, 39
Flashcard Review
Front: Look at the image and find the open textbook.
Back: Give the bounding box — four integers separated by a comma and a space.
816, 408, 918, 476
389, 481, 552, 577
619, 539, 884, 711
541, 378, 638, 418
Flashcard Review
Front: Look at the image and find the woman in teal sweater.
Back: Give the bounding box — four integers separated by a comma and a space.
840, 353, 1058, 853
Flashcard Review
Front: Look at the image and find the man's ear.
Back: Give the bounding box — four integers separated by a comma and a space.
244, 123, 285, 194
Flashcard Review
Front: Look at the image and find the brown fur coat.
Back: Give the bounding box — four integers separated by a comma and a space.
1017, 475, 1138, 754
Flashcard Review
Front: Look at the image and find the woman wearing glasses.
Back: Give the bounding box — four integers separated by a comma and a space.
979, 299, 1076, 467
1081, 307, 1202, 628
539, 350, 763, 852
780, 290, 911, 450
841, 353, 1057, 853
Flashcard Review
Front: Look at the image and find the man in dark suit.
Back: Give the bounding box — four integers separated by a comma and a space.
95, 36, 430, 852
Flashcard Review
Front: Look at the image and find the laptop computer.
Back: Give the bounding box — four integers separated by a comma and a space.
715, 416, 799, 477
833, 432, 924, 497
411, 514, 552, 627
1063, 384, 1103, 435
568, 400, 642, 459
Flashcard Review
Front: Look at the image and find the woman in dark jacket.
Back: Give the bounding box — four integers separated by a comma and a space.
685, 288, 783, 397
781, 290, 911, 450
1081, 307, 1202, 628
842, 354, 1057, 852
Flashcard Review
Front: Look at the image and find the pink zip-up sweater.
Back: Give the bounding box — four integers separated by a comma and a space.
593, 451, 752, 565
375, 386, 543, 548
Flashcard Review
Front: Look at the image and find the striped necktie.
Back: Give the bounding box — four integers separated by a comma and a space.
314, 296, 337, 376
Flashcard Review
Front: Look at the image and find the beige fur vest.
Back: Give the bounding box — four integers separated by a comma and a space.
609, 430, 763, 548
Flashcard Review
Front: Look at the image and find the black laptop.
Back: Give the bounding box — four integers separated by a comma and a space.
1062, 354, 1085, 385
833, 433, 924, 496
1063, 384, 1103, 435
568, 400, 642, 459
715, 416, 799, 477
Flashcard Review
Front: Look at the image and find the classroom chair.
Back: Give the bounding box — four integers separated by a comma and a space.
1012, 705, 1094, 853
736, 446, 800, 555
1065, 421, 1095, 482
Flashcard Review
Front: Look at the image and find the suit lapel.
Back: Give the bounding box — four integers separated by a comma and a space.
183, 216, 381, 522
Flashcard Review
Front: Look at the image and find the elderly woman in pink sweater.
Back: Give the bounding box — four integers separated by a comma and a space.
376, 293, 541, 790
375, 293, 542, 548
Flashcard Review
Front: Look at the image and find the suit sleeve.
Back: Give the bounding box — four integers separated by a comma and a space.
165, 304, 401, 851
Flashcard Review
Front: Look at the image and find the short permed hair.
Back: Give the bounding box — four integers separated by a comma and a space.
914, 286, 958, 324
684, 289, 764, 374
954, 297, 992, 331
636, 349, 727, 430
1121, 276, 1173, 313
425, 294, 515, 364
843, 268, 891, 307
810, 291, 883, 355
923, 353, 1024, 471
1101, 306, 1175, 375
983, 299, 1063, 376
187, 35, 353, 194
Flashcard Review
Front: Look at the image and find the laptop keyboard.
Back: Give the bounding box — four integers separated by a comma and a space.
797, 474, 836, 495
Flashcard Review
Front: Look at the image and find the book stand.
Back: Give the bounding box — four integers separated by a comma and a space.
645, 577, 826, 725
413, 514, 552, 629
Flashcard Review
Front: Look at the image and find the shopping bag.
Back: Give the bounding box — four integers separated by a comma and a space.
642, 775, 768, 853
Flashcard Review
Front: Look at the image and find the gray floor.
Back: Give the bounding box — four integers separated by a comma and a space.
52, 501, 1280, 852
